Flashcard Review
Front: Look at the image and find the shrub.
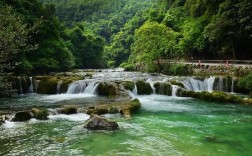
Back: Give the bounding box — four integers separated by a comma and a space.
238, 72, 252, 94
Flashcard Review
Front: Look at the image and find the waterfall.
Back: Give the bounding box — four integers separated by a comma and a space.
66, 80, 99, 94
218, 77, 223, 91
146, 78, 156, 94
182, 77, 215, 92
132, 84, 138, 95
57, 80, 63, 94
182, 78, 205, 92
28, 77, 34, 93
171, 85, 179, 97
18, 77, 23, 94
83, 82, 99, 94
66, 80, 87, 94
231, 78, 235, 93
34, 80, 40, 93
204, 77, 215, 92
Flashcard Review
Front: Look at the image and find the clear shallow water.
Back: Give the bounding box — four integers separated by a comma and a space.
0, 94, 252, 156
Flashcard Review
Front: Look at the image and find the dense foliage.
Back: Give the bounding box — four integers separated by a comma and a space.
0, 0, 251, 96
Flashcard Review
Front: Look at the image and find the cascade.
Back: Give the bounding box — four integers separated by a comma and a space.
182, 78, 205, 92
231, 78, 235, 93
83, 82, 99, 94
218, 77, 223, 91
28, 77, 34, 93
146, 78, 156, 94
57, 80, 63, 94
34, 80, 40, 93
182, 77, 215, 92
18, 77, 23, 94
66, 80, 87, 94
66, 80, 99, 94
171, 85, 179, 97
132, 84, 138, 95
225, 78, 229, 92
203, 77, 215, 92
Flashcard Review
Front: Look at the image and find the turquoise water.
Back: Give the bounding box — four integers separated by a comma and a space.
0, 95, 252, 156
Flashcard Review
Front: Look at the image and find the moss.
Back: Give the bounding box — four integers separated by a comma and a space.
123, 81, 135, 91
136, 80, 152, 95
60, 105, 77, 114
154, 82, 172, 96
36, 76, 58, 94
11, 111, 32, 122
60, 76, 83, 93
108, 106, 118, 114
97, 82, 117, 97
170, 81, 184, 88
35, 76, 82, 94
32, 108, 48, 120
87, 99, 141, 117
242, 98, 252, 105
179, 90, 243, 104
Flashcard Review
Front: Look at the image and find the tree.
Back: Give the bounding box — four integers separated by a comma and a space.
0, 6, 34, 97
204, 0, 252, 59
131, 21, 178, 71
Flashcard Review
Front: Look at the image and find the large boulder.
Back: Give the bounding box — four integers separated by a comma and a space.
11, 111, 33, 122
84, 114, 119, 130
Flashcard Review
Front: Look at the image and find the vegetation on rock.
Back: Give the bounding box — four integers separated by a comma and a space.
11, 111, 33, 122
84, 114, 119, 131
60, 106, 77, 115
136, 80, 152, 95
32, 108, 48, 120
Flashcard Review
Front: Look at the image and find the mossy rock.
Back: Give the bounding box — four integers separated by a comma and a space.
89, 99, 141, 117
60, 106, 77, 114
136, 80, 152, 95
180, 90, 243, 104
84, 114, 119, 131
36, 76, 59, 94
123, 81, 135, 91
176, 88, 188, 97
60, 76, 83, 93
11, 111, 32, 122
154, 82, 172, 96
97, 82, 117, 97
242, 98, 252, 105
170, 80, 184, 88
32, 108, 48, 120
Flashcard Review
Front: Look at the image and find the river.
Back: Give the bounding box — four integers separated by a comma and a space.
0, 71, 251, 155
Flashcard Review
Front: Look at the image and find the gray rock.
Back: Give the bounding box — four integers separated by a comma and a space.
84, 114, 119, 130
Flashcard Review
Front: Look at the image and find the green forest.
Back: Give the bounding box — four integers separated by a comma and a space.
0, 0, 251, 74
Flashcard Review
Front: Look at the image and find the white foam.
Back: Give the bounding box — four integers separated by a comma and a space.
48, 113, 90, 121
40, 94, 96, 103
137, 95, 192, 112
2, 121, 21, 128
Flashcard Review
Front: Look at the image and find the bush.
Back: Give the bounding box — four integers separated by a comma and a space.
163, 64, 192, 76
238, 72, 252, 94
120, 62, 135, 71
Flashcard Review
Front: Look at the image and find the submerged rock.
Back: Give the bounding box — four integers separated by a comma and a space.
11, 111, 33, 122
84, 114, 119, 130
32, 108, 48, 120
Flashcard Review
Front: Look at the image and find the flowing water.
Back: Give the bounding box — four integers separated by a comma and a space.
1, 71, 251, 155
0, 94, 252, 156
